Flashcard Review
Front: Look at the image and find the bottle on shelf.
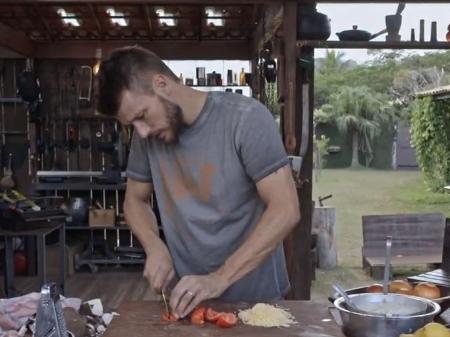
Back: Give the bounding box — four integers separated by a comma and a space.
179, 73, 184, 84
227, 70, 233, 86
239, 68, 246, 86
233, 73, 238, 86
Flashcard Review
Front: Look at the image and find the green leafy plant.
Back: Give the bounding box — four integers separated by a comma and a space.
410, 97, 450, 191
265, 81, 280, 119
314, 134, 330, 170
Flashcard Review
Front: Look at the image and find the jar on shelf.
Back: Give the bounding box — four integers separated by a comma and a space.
239, 68, 246, 86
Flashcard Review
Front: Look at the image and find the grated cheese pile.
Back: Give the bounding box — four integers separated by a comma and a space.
238, 303, 297, 328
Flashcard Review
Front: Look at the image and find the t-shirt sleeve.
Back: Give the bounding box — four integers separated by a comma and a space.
237, 102, 289, 182
126, 131, 152, 182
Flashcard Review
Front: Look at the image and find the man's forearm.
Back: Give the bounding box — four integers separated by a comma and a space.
212, 203, 299, 286
124, 198, 165, 256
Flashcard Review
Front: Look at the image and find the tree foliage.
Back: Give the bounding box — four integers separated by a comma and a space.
410, 97, 450, 191
316, 86, 395, 167
315, 50, 450, 115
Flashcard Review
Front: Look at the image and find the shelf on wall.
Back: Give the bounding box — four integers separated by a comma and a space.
189, 85, 249, 87
66, 225, 130, 230
297, 40, 450, 50
34, 182, 126, 191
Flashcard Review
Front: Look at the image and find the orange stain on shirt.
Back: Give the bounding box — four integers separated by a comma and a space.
159, 156, 215, 216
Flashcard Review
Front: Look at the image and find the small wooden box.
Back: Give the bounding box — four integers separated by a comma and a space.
89, 209, 116, 227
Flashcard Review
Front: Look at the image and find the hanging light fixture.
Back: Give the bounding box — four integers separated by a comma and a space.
93, 48, 102, 75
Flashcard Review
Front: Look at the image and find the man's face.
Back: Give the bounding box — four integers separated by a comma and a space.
117, 89, 184, 144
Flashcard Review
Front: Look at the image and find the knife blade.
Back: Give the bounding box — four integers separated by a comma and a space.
161, 290, 170, 316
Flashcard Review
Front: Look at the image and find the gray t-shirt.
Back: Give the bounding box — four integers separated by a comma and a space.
126, 91, 290, 301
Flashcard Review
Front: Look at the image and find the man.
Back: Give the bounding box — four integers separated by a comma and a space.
97, 46, 300, 319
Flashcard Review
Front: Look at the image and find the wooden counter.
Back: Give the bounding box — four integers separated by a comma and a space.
103, 300, 345, 337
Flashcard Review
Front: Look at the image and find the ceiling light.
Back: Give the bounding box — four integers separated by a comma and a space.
156, 8, 176, 27
57, 8, 80, 27
93, 48, 102, 76
106, 7, 128, 27
205, 7, 224, 27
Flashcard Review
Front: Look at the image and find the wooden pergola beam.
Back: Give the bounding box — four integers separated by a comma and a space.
2, 0, 449, 3
88, 4, 105, 39
143, 4, 154, 40
0, 0, 286, 3
0, 22, 34, 56
33, 40, 252, 59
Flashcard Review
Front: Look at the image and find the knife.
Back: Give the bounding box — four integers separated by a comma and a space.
161, 290, 170, 316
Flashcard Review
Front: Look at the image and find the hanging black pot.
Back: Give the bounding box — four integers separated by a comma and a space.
298, 7, 331, 40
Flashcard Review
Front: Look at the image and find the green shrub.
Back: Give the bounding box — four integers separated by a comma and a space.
410, 97, 450, 191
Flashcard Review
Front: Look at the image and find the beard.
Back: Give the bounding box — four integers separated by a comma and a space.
158, 96, 185, 144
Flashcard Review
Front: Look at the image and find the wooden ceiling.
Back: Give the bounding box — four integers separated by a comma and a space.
0, 1, 448, 59
0, 4, 258, 42
0, 1, 275, 59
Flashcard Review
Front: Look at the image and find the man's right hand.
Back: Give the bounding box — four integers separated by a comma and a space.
144, 244, 176, 293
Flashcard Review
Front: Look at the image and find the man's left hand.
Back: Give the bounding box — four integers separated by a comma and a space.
169, 273, 229, 319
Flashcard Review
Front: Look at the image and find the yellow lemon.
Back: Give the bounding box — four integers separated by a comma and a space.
423, 322, 450, 337
413, 327, 426, 337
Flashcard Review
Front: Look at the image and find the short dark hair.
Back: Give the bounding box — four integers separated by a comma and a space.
97, 45, 177, 116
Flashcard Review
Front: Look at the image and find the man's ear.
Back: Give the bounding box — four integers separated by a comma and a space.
152, 74, 171, 98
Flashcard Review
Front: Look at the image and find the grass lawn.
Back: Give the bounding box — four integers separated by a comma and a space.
310, 168, 450, 302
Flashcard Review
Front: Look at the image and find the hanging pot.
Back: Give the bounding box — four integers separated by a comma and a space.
298, 8, 331, 40
336, 25, 387, 41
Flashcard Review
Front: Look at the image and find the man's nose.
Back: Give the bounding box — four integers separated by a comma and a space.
133, 121, 151, 138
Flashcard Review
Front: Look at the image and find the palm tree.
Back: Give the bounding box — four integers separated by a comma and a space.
316, 50, 356, 74
315, 50, 357, 108
319, 86, 396, 168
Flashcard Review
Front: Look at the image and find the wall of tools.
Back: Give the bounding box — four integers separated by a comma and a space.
0, 59, 30, 193
0, 58, 152, 272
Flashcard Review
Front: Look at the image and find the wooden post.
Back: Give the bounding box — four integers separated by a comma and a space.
282, 1, 314, 300
312, 207, 338, 269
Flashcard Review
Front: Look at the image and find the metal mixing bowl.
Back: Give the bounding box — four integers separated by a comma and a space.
333, 293, 441, 337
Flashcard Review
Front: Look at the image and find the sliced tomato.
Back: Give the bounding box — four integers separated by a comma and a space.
205, 308, 222, 322
216, 313, 238, 328
191, 307, 206, 325
162, 312, 178, 322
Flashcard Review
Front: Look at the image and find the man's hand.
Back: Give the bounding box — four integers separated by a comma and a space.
169, 273, 229, 319
144, 245, 175, 293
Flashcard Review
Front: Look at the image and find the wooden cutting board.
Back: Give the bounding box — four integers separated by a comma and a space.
103, 300, 345, 337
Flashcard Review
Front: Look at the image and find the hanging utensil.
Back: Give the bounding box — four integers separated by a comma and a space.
0, 153, 15, 189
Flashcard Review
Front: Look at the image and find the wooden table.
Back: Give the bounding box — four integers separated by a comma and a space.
103, 300, 345, 337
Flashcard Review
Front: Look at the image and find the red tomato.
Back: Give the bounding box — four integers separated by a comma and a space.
191, 307, 206, 325
162, 312, 178, 322
216, 313, 238, 328
205, 308, 222, 322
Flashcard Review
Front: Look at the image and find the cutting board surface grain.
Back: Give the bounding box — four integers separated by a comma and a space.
103, 300, 345, 337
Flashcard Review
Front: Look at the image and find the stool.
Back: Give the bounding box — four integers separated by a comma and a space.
1, 222, 65, 298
